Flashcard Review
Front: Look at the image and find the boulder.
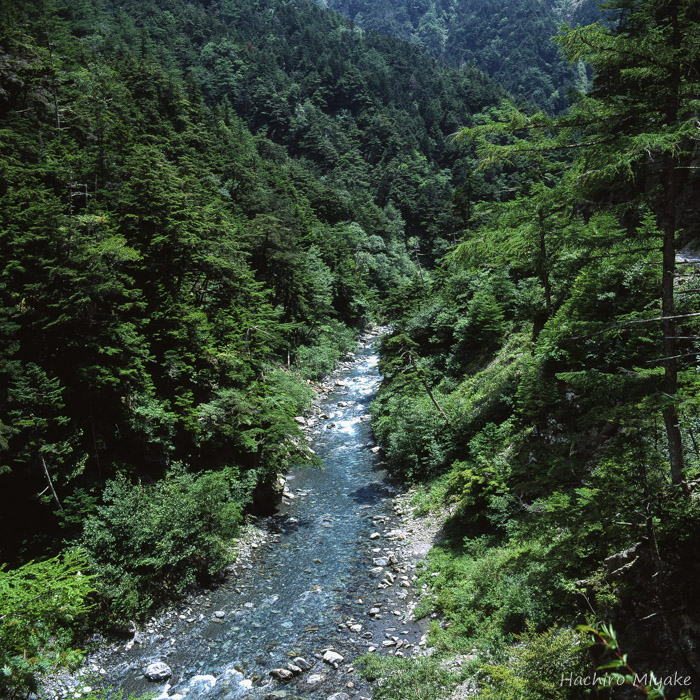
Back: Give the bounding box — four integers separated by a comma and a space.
293, 657, 312, 670
322, 650, 344, 667
144, 661, 172, 682
270, 668, 294, 681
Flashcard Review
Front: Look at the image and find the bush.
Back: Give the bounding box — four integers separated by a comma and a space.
416, 536, 570, 653
81, 465, 254, 621
357, 653, 465, 700
294, 320, 356, 381
372, 390, 451, 480
0, 551, 96, 697
478, 625, 590, 699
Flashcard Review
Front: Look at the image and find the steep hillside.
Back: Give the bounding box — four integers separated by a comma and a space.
0, 0, 512, 690
326, 0, 601, 111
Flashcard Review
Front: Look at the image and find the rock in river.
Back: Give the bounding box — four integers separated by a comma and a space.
144, 661, 172, 682
270, 668, 293, 681
322, 650, 344, 667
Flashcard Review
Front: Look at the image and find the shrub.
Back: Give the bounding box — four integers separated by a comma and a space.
294, 320, 356, 381
478, 625, 590, 699
81, 465, 254, 622
0, 551, 96, 697
357, 653, 465, 700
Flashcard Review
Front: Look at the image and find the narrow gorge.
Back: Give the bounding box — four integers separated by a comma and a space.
64, 332, 432, 700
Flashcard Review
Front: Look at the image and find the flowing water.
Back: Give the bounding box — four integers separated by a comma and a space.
91, 332, 424, 700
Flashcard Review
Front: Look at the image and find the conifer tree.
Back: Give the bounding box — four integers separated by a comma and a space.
462, 0, 700, 492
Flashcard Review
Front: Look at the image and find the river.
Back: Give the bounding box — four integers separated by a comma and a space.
82, 331, 426, 700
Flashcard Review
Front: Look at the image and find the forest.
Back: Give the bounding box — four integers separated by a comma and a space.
1, 0, 699, 697
325, 0, 602, 112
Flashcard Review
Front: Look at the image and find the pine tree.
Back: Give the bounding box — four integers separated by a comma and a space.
461, 0, 700, 492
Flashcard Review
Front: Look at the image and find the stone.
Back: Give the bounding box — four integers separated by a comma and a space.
270, 668, 293, 681
294, 416, 306, 425
213, 610, 226, 618
322, 650, 344, 666
293, 657, 312, 671
144, 661, 172, 682
369, 532, 381, 539
327, 694, 350, 700
349, 624, 363, 633
369, 566, 384, 578
307, 674, 324, 686
287, 664, 303, 675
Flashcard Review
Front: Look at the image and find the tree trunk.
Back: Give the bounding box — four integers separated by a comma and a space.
660, 157, 687, 494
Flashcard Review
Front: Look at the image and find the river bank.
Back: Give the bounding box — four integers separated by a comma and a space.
40, 329, 446, 700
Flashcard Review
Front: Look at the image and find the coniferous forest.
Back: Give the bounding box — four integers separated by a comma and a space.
1, 0, 699, 697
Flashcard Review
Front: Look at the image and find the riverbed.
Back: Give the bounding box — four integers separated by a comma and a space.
65, 331, 431, 700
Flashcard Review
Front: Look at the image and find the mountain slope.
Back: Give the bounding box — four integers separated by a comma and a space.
325, 0, 601, 111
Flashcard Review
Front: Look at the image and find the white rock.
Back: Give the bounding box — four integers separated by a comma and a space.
323, 650, 344, 666
270, 668, 293, 681
144, 662, 172, 682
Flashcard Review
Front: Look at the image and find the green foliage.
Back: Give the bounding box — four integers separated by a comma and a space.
0, 551, 96, 697
81, 466, 253, 621
416, 536, 572, 652
294, 321, 357, 381
326, 0, 593, 112
371, 0, 700, 683
478, 625, 590, 699
577, 623, 694, 699
357, 652, 465, 700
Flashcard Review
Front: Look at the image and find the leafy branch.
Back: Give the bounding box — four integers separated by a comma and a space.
577, 623, 694, 698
